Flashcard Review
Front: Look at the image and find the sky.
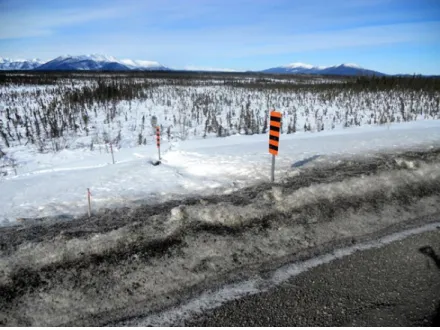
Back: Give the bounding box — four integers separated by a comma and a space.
0, 0, 439, 74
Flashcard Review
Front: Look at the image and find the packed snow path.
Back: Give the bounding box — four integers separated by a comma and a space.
1, 120, 440, 225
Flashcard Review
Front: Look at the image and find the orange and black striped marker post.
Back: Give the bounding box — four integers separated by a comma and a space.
156, 126, 161, 160
269, 111, 282, 182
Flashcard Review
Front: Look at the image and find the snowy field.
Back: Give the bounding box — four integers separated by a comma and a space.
1, 119, 440, 226
1, 71, 440, 327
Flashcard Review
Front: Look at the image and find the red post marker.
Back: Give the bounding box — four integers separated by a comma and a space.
156, 126, 161, 160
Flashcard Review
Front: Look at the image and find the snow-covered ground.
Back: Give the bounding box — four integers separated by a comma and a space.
1, 120, 440, 226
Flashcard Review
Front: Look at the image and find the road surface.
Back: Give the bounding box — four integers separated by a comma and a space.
187, 228, 440, 327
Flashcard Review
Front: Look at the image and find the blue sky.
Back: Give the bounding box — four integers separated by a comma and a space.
0, 0, 439, 74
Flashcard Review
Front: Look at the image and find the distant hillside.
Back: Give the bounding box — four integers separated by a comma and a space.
262, 62, 385, 76
1, 54, 170, 71
0, 58, 44, 70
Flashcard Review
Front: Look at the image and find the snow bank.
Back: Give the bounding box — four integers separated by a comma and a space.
1, 120, 440, 226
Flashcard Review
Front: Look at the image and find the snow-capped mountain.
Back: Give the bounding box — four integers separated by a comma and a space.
35, 54, 170, 71
319, 64, 385, 76
1, 55, 388, 75
266, 62, 326, 74
0, 57, 44, 70
119, 59, 169, 71
262, 62, 385, 76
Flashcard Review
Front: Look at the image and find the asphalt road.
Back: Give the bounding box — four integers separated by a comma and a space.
186, 228, 440, 327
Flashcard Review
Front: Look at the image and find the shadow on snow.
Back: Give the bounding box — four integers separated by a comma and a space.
291, 155, 320, 168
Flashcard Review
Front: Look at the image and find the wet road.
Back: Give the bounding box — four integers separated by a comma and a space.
187, 228, 440, 327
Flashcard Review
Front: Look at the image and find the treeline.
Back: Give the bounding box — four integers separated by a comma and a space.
346, 75, 440, 92
0, 73, 439, 155
67, 80, 153, 105
1, 71, 439, 92
2, 72, 439, 103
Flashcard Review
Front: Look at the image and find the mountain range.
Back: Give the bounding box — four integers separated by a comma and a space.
34, 54, 169, 71
0, 54, 390, 76
0, 58, 44, 70
261, 62, 386, 76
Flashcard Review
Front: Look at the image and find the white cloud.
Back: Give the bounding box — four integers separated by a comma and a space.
0, 2, 137, 39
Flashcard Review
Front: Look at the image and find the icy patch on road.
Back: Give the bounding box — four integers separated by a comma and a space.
125, 222, 440, 326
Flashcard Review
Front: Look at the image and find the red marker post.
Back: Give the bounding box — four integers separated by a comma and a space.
156, 126, 161, 160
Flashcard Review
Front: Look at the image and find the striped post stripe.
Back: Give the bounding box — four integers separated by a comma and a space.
156, 126, 160, 148
269, 111, 281, 156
